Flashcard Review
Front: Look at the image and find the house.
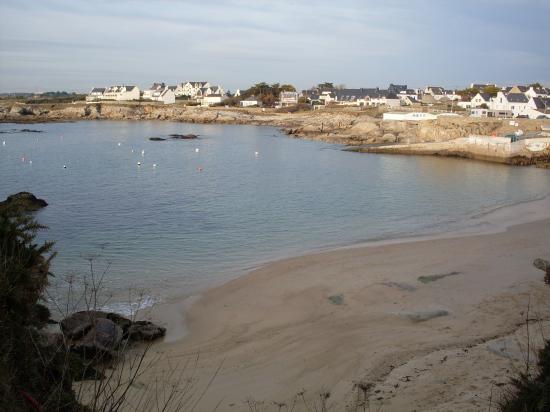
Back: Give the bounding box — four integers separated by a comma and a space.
280, 91, 299, 107
470, 93, 492, 108
86, 87, 106, 102
200, 94, 224, 107
400, 95, 419, 106
101, 86, 140, 101
505, 85, 528, 94
526, 96, 550, 119
234, 89, 241, 97
383, 112, 438, 121
526, 86, 550, 98
175, 81, 211, 98
424, 86, 446, 100
470, 108, 512, 118
240, 96, 260, 107
143, 83, 166, 100
388, 84, 407, 94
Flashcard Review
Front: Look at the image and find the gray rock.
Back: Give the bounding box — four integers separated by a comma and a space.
73, 318, 123, 359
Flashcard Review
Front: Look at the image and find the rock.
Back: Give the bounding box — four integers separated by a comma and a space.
61, 311, 102, 340
128, 321, 166, 341
533, 258, 550, 284
149, 137, 166, 141
328, 295, 344, 305
169, 133, 198, 139
0, 192, 48, 212
73, 318, 123, 359
381, 133, 397, 143
397, 309, 449, 322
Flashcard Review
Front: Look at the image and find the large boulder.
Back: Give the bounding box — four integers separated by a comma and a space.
0, 192, 48, 212
72, 318, 123, 359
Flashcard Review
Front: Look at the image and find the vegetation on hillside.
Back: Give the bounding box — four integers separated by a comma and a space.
240, 82, 296, 106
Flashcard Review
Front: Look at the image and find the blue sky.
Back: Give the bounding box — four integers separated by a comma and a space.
0, 0, 548, 92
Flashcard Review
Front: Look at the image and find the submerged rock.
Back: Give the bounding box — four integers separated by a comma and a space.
397, 309, 449, 322
169, 133, 198, 139
0, 192, 48, 212
149, 137, 167, 141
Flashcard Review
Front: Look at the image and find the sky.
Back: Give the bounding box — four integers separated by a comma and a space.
0, 0, 549, 93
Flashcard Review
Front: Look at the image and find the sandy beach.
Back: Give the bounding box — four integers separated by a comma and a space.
137, 197, 550, 411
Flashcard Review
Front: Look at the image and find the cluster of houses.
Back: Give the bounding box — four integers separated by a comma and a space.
302, 84, 460, 109
462, 84, 550, 119
301, 83, 549, 119
85, 80, 549, 119
86, 81, 227, 106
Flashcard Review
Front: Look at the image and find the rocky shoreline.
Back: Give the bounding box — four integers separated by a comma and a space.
2, 101, 549, 165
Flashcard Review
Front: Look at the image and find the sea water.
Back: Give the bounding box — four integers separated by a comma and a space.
2, 121, 550, 312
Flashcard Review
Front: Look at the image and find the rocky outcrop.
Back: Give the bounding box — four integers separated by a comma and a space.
0, 192, 48, 212
61, 311, 166, 359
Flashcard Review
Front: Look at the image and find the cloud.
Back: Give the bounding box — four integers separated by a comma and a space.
0, 0, 548, 91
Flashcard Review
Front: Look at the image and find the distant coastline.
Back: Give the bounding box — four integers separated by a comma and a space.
1, 100, 549, 166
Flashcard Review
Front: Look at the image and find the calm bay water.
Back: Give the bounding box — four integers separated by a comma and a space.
2, 121, 550, 310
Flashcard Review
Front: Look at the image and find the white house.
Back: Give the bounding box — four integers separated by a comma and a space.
489, 92, 529, 117
526, 86, 550, 99
424, 86, 446, 100
383, 112, 438, 121
86, 87, 106, 102
200, 94, 224, 107
175, 81, 211, 98
280, 91, 299, 107
240, 96, 260, 107
102, 86, 140, 101
470, 93, 492, 108
526, 96, 550, 119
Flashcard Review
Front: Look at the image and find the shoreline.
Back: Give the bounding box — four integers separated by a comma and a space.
2, 103, 549, 167
136, 195, 550, 410
147, 192, 550, 343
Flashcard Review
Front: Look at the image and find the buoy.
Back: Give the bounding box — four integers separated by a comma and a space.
255, 151, 259, 156
137, 161, 141, 166
131, 149, 134, 153
153, 163, 157, 168
195, 148, 200, 153
197, 167, 203, 171
2, 140, 5, 146
63, 165, 67, 169
141, 150, 145, 156
29, 160, 32, 165
117, 142, 121, 146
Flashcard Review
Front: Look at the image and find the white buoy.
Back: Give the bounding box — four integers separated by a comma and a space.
141, 150, 145, 156
131, 149, 134, 153
63, 165, 67, 169
29, 160, 32, 165
153, 163, 157, 168
2, 140, 5, 146
117, 142, 121, 146
137, 161, 142, 166
255, 151, 259, 156
195, 148, 200, 153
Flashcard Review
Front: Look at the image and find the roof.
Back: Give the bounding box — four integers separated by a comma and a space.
506, 93, 528, 103
427, 86, 445, 95
90, 88, 105, 93
475, 93, 492, 101
242, 96, 258, 101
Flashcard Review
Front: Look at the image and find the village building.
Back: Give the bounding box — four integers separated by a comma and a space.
200, 94, 224, 107
240, 96, 260, 107
470, 92, 493, 108
86, 88, 106, 102
279, 91, 299, 107
91, 85, 140, 101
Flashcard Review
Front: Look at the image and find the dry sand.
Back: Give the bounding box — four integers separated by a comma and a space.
138, 196, 550, 411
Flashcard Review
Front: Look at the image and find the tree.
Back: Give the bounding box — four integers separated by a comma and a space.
482, 85, 500, 96
456, 87, 480, 100
529, 82, 542, 88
